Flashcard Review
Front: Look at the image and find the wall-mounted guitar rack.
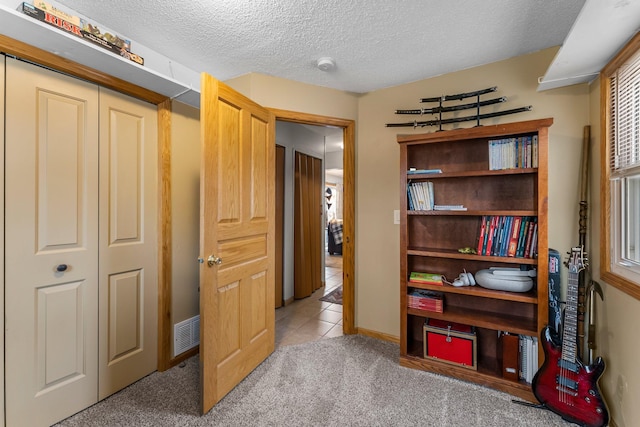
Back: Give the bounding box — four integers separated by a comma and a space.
386, 86, 532, 130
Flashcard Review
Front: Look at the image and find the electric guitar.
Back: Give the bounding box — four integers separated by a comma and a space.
532, 246, 609, 427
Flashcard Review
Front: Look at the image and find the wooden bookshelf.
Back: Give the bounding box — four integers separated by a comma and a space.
398, 118, 552, 401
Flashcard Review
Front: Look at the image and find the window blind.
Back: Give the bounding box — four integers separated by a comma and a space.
610, 49, 640, 173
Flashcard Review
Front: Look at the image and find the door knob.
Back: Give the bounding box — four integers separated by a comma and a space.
197, 255, 222, 267
207, 255, 222, 266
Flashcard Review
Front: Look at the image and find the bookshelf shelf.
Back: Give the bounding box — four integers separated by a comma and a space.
407, 307, 538, 336
407, 168, 537, 180
406, 247, 538, 265
399, 353, 534, 401
398, 118, 552, 402
407, 281, 538, 303
407, 210, 537, 217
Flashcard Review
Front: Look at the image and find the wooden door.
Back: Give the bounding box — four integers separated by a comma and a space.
5, 57, 100, 427
294, 152, 323, 299
199, 73, 275, 414
294, 152, 310, 298
310, 156, 323, 292
98, 87, 158, 399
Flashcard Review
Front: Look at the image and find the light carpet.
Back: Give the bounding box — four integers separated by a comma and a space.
56, 335, 573, 426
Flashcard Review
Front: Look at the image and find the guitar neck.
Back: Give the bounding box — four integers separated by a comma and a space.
561, 271, 579, 363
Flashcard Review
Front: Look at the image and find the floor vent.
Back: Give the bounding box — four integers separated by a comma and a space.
174, 315, 200, 357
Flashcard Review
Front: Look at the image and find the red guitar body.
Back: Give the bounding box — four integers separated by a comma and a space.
532, 326, 609, 427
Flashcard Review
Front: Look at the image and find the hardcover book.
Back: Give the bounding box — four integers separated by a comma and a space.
477, 216, 487, 254
507, 216, 522, 257
409, 272, 443, 285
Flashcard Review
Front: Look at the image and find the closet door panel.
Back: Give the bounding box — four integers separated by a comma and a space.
98, 87, 158, 400
5, 58, 100, 427
107, 107, 144, 242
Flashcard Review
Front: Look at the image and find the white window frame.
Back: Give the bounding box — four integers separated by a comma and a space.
601, 32, 640, 300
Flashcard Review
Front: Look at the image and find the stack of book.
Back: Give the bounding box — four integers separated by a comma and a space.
407, 289, 444, 312
488, 135, 538, 170
407, 181, 434, 211
476, 215, 538, 258
409, 272, 443, 285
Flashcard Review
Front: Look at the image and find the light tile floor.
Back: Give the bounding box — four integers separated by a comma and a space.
275, 254, 343, 348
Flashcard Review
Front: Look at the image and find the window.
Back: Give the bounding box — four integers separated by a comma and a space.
602, 32, 640, 300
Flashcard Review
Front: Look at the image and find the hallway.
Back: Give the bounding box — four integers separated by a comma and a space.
275, 254, 343, 348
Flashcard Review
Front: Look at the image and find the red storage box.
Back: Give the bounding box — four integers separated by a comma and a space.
423, 319, 477, 370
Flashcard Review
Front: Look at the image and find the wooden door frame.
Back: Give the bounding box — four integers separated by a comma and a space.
275, 145, 285, 308
270, 108, 356, 334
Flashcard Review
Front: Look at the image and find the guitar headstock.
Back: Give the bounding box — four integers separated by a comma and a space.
564, 246, 588, 273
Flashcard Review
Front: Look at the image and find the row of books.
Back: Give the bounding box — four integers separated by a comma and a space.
519, 335, 539, 384
407, 181, 434, 211
488, 135, 538, 170
477, 215, 538, 258
407, 289, 444, 313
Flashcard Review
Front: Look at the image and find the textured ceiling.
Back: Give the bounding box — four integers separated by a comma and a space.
55, 0, 586, 93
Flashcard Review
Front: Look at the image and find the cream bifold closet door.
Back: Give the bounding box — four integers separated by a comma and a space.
4, 58, 157, 427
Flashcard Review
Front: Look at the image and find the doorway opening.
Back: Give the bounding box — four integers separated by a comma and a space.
270, 109, 355, 347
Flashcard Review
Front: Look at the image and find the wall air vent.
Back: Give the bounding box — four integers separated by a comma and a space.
174, 315, 200, 357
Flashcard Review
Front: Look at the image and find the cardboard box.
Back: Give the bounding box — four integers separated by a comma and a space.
33, 0, 80, 26
18, 2, 143, 66
423, 319, 477, 370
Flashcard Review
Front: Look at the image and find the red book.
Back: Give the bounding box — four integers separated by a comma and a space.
507, 216, 522, 257
523, 219, 535, 258
485, 216, 498, 256
524, 221, 538, 258
477, 216, 487, 254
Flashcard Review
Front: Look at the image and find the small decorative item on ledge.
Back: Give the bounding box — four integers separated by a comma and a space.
386, 86, 531, 130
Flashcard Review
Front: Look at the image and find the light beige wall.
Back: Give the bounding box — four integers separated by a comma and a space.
225, 73, 358, 119
588, 77, 640, 427
356, 47, 589, 336
170, 101, 201, 326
